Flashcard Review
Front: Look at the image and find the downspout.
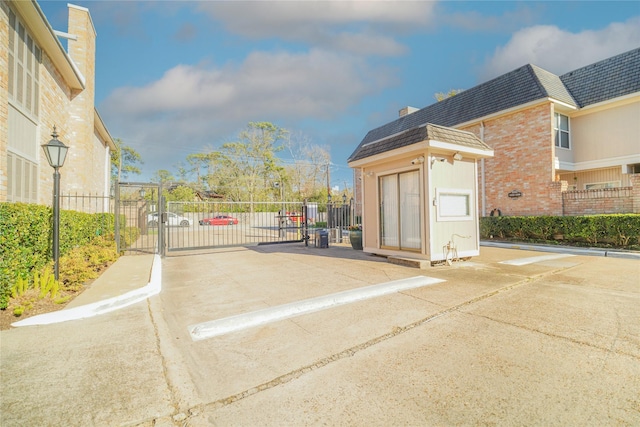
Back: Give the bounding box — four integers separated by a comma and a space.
480, 122, 486, 217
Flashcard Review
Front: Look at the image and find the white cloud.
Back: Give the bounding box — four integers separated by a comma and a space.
101, 49, 398, 175
481, 17, 640, 80
196, 1, 435, 56
443, 6, 540, 32
105, 49, 394, 118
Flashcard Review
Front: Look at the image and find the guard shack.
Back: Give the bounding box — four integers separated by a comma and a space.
348, 123, 494, 264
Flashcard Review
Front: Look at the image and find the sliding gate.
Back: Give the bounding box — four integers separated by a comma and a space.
164, 201, 316, 252
115, 184, 359, 254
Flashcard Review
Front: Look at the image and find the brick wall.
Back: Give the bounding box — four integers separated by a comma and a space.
464, 102, 559, 217
65, 4, 100, 194
3, 3, 105, 205
562, 174, 640, 215
38, 52, 74, 205
0, 2, 8, 202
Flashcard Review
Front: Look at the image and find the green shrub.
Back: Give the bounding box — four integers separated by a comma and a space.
480, 214, 640, 249
59, 236, 118, 287
0, 203, 117, 309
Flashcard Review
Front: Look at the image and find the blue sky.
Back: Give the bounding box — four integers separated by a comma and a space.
40, 1, 640, 191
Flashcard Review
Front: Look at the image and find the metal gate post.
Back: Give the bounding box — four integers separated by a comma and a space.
158, 184, 165, 257
114, 181, 121, 253
303, 199, 309, 247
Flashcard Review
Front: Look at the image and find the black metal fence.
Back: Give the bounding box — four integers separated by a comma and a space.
159, 199, 361, 251
60, 192, 112, 214
61, 185, 362, 254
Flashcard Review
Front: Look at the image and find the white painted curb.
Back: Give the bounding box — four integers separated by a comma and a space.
189, 275, 445, 341
11, 255, 162, 327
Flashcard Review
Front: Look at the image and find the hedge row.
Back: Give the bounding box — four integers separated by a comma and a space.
480, 214, 640, 248
0, 202, 116, 308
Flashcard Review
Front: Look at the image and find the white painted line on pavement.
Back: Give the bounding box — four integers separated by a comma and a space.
189, 275, 445, 341
499, 253, 575, 266
11, 255, 162, 327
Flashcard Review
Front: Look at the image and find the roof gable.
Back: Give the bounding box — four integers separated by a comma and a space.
349, 64, 576, 162
348, 124, 492, 163
349, 48, 639, 163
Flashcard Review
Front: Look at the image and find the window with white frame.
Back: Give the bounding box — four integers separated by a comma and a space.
585, 181, 619, 190
436, 189, 472, 222
554, 113, 570, 149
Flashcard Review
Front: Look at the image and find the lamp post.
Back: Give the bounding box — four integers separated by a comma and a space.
41, 126, 69, 280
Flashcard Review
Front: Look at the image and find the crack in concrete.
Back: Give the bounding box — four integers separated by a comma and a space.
151, 261, 593, 423
194, 275, 539, 414
468, 310, 639, 361
146, 298, 183, 425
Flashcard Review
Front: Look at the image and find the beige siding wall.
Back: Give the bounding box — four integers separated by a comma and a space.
358, 149, 482, 261
559, 166, 630, 190
570, 100, 640, 164
428, 157, 479, 261
360, 152, 429, 258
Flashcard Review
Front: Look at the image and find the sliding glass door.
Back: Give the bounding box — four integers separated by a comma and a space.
380, 170, 421, 251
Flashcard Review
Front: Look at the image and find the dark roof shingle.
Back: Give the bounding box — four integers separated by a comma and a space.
349, 124, 492, 163
560, 47, 640, 107
349, 48, 640, 163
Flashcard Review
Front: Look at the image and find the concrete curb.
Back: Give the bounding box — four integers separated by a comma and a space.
11, 254, 162, 327
481, 241, 640, 260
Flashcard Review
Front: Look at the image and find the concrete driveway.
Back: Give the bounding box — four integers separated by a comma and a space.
1, 244, 639, 426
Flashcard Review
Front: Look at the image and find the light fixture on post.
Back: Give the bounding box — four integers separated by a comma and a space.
139, 188, 146, 199
342, 193, 347, 205
41, 126, 69, 281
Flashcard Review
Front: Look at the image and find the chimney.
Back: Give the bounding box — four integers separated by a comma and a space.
399, 106, 419, 117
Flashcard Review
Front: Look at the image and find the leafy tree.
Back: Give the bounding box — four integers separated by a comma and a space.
111, 138, 142, 183
165, 185, 195, 202
435, 89, 464, 102
206, 122, 287, 208
152, 169, 175, 184
186, 152, 218, 189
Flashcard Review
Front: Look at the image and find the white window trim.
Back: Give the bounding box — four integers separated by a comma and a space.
435, 188, 472, 222
584, 181, 620, 190
554, 112, 571, 150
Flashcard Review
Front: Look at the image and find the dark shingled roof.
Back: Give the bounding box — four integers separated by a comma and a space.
560, 47, 640, 107
349, 48, 640, 163
349, 124, 492, 163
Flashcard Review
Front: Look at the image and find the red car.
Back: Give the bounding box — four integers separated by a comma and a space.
199, 215, 238, 226
285, 212, 314, 225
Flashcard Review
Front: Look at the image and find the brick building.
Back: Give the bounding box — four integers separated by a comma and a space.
349, 48, 640, 218
1, 1, 116, 205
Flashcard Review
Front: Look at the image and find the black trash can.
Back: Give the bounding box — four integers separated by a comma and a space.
315, 229, 329, 248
